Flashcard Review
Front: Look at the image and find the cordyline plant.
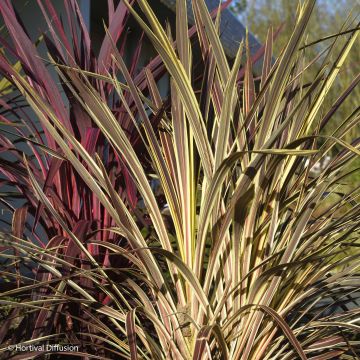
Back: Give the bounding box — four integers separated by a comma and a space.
0, 0, 176, 242
0, 0, 359, 359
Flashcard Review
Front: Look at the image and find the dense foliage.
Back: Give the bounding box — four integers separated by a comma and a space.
0, 0, 359, 359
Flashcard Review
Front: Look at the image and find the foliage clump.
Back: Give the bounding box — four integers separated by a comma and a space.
0, 0, 359, 359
